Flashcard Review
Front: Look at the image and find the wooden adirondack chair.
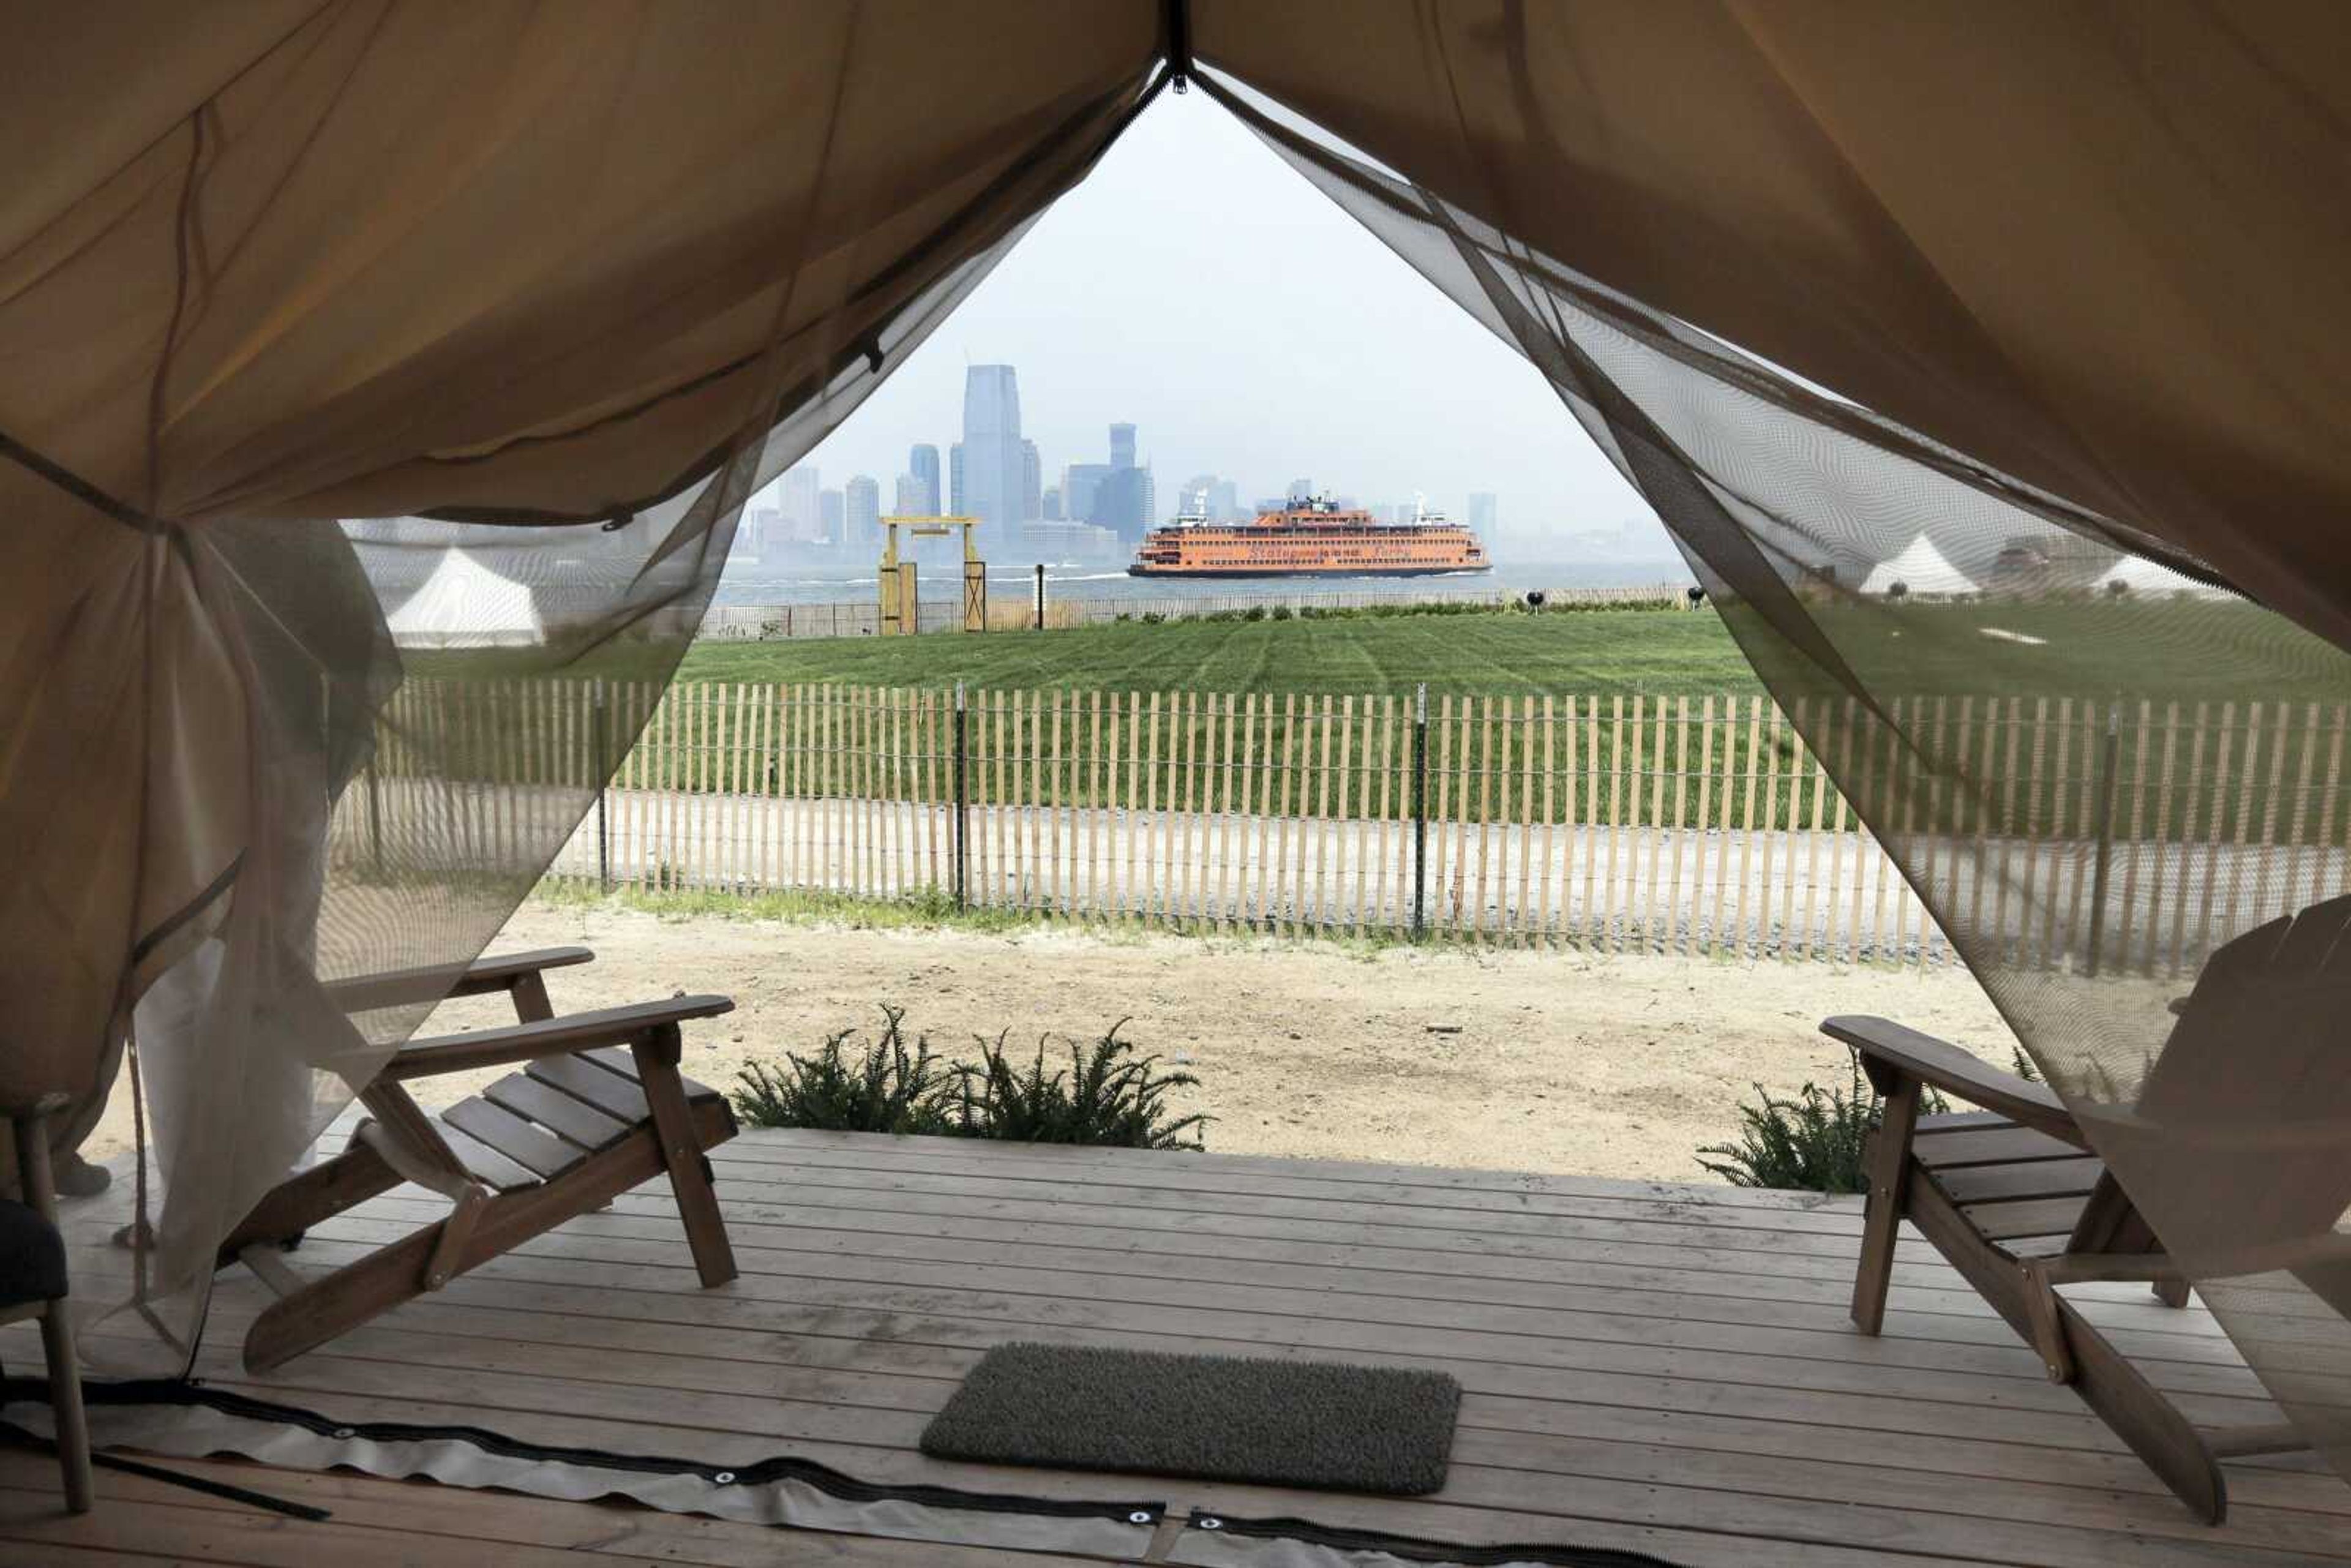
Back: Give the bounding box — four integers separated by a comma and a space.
220, 947, 740, 1373
1, 1093, 92, 1512
1830, 898, 2351, 1523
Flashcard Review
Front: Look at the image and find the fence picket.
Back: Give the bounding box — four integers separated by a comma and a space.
1540, 696, 1559, 945
2314, 706, 2347, 910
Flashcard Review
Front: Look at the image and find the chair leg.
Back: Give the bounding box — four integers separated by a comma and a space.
39, 1303, 92, 1514
2152, 1275, 2191, 1309
634, 1029, 733, 1288
1851, 1075, 1921, 1335
632, 1030, 737, 1289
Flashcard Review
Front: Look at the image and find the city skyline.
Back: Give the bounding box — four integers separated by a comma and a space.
761, 86, 1674, 567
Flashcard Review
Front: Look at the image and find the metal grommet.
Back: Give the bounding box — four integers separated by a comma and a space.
1127, 1510, 1153, 1525
1198, 1517, 1223, 1531
331, 1427, 356, 1439
713, 1471, 737, 1485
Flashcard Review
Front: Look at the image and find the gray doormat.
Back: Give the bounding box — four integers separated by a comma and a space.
920, 1343, 1461, 1496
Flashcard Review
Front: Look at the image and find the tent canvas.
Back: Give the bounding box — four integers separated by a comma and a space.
383, 549, 546, 649
2094, 553, 2230, 600
1858, 535, 1979, 598
4, 0, 2349, 1537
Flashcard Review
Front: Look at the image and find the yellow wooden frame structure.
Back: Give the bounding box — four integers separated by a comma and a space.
878, 515, 986, 634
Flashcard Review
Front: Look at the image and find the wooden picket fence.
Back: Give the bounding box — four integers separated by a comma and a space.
340, 678, 2347, 971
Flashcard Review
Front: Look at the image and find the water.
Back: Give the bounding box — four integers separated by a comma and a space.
712, 557, 1690, 609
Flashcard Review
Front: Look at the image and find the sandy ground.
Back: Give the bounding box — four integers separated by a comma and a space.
77, 901, 2014, 1183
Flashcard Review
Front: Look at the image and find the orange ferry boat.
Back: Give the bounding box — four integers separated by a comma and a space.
1128, 497, 1491, 578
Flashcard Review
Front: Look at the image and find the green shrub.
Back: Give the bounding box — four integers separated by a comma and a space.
735, 1011, 1208, 1149
1269, 604, 1294, 620
731, 1005, 957, 1135
1697, 1055, 1946, 1194
950, 1021, 1207, 1149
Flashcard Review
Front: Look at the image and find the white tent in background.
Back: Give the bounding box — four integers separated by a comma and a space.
2095, 553, 2229, 600
385, 549, 545, 648
1861, 533, 1978, 598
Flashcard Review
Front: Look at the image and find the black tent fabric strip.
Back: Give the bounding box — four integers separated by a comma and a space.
0, 1379, 1697, 1564
0, 1377, 1152, 1524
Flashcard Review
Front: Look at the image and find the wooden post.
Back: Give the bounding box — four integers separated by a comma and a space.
1412, 683, 1429, 941
2085, 700, 2121, 977
1540, 695, 1558, 946
593, 679, 610, 892
952, 683, 969, 909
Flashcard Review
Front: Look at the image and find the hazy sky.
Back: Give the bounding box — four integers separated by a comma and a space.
790, 88, 1669, 555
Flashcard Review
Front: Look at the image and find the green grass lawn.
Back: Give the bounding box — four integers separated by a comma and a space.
680, 607, 1762, 699
678, 597, 2349, 706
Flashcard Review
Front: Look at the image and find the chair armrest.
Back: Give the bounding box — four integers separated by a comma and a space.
327, 947, 596, 1014
383, 994, 734, 1081
1823, 1015, 2087, 1147
0, 1093, 71, 1125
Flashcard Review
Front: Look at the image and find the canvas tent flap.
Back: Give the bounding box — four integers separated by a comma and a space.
0, 0, 1161, 525
1195, 32, 2351, 1490
0, 0, 1163, 1372
9, 0, 2351, 1518
1191, 0, 2351, 654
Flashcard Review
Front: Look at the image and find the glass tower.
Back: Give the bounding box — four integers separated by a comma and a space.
962, 365, 1023, 547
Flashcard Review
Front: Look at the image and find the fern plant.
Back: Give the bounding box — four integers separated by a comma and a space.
1697, 1054, 1946, 1194
950, 1021, 1209, 1149
731, 1005, 957, 1135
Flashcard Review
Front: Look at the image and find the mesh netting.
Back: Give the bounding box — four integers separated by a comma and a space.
1, 3, 1160, 1373
1201, 70, 2351, 1485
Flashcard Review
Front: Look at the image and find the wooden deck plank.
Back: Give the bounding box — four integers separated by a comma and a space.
12, 1129, 2348, 1568
254, 1185, 2244, 1366
250, 1201, 2258, 1382
105, 1372, 2336, 1568
138, 1305, 2351, 1522
132, 1225, 2287, 1419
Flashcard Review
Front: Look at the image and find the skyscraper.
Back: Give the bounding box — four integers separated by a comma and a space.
1041, 486, 1062, 521
779, 465, 822, 547
1109, 422, 1136, 471
894, 473, 924, 516
1468, 492, 1498, 542
1062, 463, 1109, 527
961, 365, 1023, 547
820, 488, 844, 545
846, 475, 880, 553
1021, 439, 1042, 521
1287, 478, 1314, 504
1209, 479, 1239, 520
948, 442, 966, 514
909, 443, 941, 514
1098, 465, 1154, 542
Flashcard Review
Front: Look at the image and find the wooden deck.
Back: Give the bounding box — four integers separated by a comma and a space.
6, 1128, 2349, 1566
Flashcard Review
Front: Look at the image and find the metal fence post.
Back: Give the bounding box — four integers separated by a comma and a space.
593, 678, 612, 893
1412, 681, 1428, 942
2085, 698, 2121, 977
1033, 563, 1046, 631
953, 680, 969, 909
